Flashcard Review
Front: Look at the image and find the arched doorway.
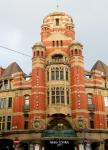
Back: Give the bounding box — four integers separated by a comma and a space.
91, 143, 99, 150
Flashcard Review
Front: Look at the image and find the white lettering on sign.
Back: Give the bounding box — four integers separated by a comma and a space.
49, 141, 69, 144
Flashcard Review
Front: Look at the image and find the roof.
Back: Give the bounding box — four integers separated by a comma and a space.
0, 62, 24, 79
91, 60, 108, 75
43, 10, 73, 22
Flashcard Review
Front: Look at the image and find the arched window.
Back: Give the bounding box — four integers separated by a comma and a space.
34, 52, 35, 56
75, 49, 77, 54
61, 40, 63, 46
47, 119, 72, 130
37, 51, 39, 56
53, 41, 55, 47
41, 51, 43, 56
57, 41, 59, 47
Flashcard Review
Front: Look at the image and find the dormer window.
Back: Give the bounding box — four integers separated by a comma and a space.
56, 19, 59, 26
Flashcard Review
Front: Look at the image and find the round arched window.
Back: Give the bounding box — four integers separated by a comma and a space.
47, 119, 72, 130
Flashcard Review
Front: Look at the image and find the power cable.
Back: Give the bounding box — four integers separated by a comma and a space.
0, 46, 32, 57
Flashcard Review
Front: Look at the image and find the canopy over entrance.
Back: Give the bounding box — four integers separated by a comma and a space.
41, 118, 77, 137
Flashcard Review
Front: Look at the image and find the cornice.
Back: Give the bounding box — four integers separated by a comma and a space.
0, 87, 32, 93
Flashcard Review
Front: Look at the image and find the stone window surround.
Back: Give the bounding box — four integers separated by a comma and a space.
47, 86, 70, 106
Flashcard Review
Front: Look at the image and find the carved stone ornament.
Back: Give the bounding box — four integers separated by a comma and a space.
98, 90, 102, 96
72, 116, 88, 129
31, 116, 45, 130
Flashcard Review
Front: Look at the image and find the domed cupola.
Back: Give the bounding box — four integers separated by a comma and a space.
69, 40, 83, 56
32, 42, 46, 57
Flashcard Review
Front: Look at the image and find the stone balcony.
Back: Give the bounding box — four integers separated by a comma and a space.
88, 104, 95, 111
22, 105, 30, 113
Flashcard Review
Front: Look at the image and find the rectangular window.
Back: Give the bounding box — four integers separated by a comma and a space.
47, 71, 49, 81
66, 72, 68, 81
24, 115, 28, 129
104, 97, 108, 106
52, 91, 55, 104
56, 71, 59, 80
47, 92, 49, 104
7, 116, 11, 130
57, 41, 59, 47
60, 71, 63, 80
88, 94, 92, 105
61, 91, 64, 103
67, 92, 69, 104
4, 98, 6, 108
51, 71, 54, 80
89, 114, 94, 129
8, 97, 12, 108
0, 116, 5, 131
1, 98, 3, 108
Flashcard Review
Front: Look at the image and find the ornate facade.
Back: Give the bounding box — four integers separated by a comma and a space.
0, 10, 108, 150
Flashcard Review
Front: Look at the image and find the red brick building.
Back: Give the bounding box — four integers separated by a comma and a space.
0, 10, 108, 150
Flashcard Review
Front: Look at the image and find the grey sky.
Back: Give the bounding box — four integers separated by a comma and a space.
0, 0, 108, 74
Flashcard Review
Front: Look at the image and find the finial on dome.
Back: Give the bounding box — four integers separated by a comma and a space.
57, 3, 59, 10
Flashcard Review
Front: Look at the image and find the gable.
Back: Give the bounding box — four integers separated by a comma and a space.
43, 32, 72, 41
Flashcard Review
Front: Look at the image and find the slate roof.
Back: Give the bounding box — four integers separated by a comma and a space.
1, 62, 23, 78
91, 60, 108, 75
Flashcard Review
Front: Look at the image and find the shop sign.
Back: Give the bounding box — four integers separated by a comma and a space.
49, 141, 69, 144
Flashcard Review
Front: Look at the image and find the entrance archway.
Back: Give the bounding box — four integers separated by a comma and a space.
91, 142, 99, 150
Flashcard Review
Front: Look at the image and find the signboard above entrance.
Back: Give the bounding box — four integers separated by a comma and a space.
49, 141, 69, 144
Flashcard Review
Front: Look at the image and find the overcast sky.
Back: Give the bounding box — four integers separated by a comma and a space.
0, 0, 108, 74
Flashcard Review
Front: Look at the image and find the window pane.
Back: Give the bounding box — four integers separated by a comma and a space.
67, 97, 69, 104
61, 96, 64, 103
52, 91, 55, 95
56, 87, 59, 90
24, 115, 28, 121
66, 72, 68, 81
56, 96, 60, 103
0, 123, 1, 130
51, 71, 54, 80
24, 122, 28, 129
60, 71, 63, 80
25, 99, 29, 105
52, 96, 55, 104
47, 92, 49, 96
1, 99, 3, 108
9, 84, 12, 89
88, 98, 92, 104
4, 98, 6, 108
90, 121, 94, 129
0, 85, 2, 90
89, 114, 93, 120
7, 116, 11, 121
61, 91, 64, 95
104, 97, 108, 106
56, 91, 59, 95
8, 98, 12, 108
47, 72, 49, 81
56, 71, 59, 80
47, 97, 49, 104
7, 122, 11, 130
